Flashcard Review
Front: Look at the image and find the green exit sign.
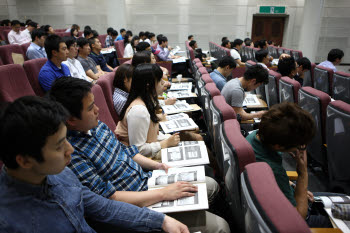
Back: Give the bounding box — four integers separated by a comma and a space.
259, 6, 286, 14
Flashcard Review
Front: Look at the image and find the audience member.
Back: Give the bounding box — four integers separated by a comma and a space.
105, 27, 115, 47
188, 35, 194, 42
77, 37, 104, 80
138, 31, 146, 42
91, 30, 99, 39
0, 96, 187, 233
256, 39, 268, 50
62, 37, 92, 82
255, 49, 270, 70
136, 41, 151, 52
124, 35, 139, 58
246, 102, 332, 228
244, 37, 252, 47
70, 27, 79, 39
8, 20, 30, 45
230, 39, 245, 66
38, 34, 70, 91
221, 37, 228, 43
126, 30, 133, 36
26, 29, 47, 60
0, 19, 11, 26
116, 28, 126, 41
189, 40, 206, 62
210, 56, 236, 91
88, 37, 113, 72
278, 56, 304, 85
296, 57, 311, 85
113, 64, 134, 115
221, 64, 268, 120
318, 48, 344, 72
268, 40, 275, 46
221, 39, 231, 49
43, 25, 55, 35
156, 36, 178, 61
65, 23, 80, 33
21, 21, 38, 43
83, 28, 93, 39
145, 32, 156, 45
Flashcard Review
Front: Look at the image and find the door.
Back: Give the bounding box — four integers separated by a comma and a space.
251, 16, 285, 47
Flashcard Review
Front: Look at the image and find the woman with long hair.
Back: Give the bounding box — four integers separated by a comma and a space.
124, 34, 140, 58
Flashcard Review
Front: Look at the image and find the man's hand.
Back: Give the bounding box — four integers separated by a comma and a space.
164, 98, 177, 105
161, 182, 198, 201
292, 149, 308, 177
162, 215, 189, 233
168, 46, 173, 51
307, 190, 314, 202
255, 110, 267, 119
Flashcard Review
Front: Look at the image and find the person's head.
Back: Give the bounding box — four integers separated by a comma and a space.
156, 34, 164, 43
268, 40, 274, 45
217, 56, 236, 77
31, 29, 47, 47
144, 31, 150, 38
232, 39, 243, 50
111, 30, 118, 40
136, 42, 151, 52
189, 40, 197, 49
255, 49, 269, 65
64, 37, 78, 59
45, 34, 68, 62
327, 49, 344, 65
25, 19, 32, 25
132, 51, 151, 67
244, 38, 251, 46
126, 30, 133, 36
278, 56, 297, 78
77, 37, 91, 56
1, 19, 11, 26
120, 28, 126, 37
131, 35, 140, 48
70, 28, 78, 37
296, 57, 311, 78
44, 25, 55, 35
71, 24, 80, 31
84, 28, 93, 39
84, 25, 91, 31
91, 30, 99, 39
0, 96, 73, 174
148, 32, 156, 42
27, 21, 38, 32
221, 39, 231, 49
88, 37, 102, 53
258, 102, 316, 152
120, 63, 163, 123
159, 36, 168, 47
107, 27, 114, 36
11, 20, 21, 33
48, 77, 98, 133
221, 37, 228, 42
188, 35, 194, 41
257, 39, 267, 49
124, 32, 133, 46
113, 63, 134, 92
139, 31, 145, 40
242, 64, 269, 91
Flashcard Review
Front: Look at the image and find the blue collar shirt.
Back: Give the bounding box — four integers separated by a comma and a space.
38, 60, 71, 91
26, 42, 47, 60
210, 69, 227, 91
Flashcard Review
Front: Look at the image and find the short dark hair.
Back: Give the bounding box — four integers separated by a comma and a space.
111, 30, 118, 37
131, 36, 140, 47
77, 37, 89, 48
296, 57, 311, 71
136, 42, 151, 52
120, 28, 126, 33
327, 49, 344, 62
11, 20, 20, 26
113, 64, 134, 91
31, 29, 47, 42
27, 21, 38, 28
107, 27, 114, 35
268, 40, 273, 45
221, 37, 228, 42
64, 37, 77, 49
144, 31, 150, 38
132, 51, 151, 67
45, 34, 65, 60
232, 39, 243, 48
156, 34, 164, 43
257, 39, 267, 49
25, 19, 32, 25
1, 19, 10, 26
189, 40, 196, 48
278, 56, 296, 77
48, 77, 92, 119
244, 38, 252, 46
84, 25, 91, 30
221, 39, 230, 48
255, 49, 269, 62
244, 64, 269, 84
126, 30, 133, 36
148, 32, 155, 39
91, 30, 99, 38
84, 29, 93, 37
258, 102, 316, 149
0, 96, 69, 169
159, 36, 168, 45
188, 35, 193, 40
88, 37, 98, 49
139, 31, 145, 38
43, 25, 52, 33
218, 56, 236, 69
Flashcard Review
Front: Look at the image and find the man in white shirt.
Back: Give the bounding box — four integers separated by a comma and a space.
255, 49, 270, 70
318, 48, 344, 72
8, 20, 31, 45
230, 39, 245, 66
21, 21, 38, 44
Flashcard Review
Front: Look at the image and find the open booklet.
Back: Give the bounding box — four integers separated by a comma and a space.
167, 90, 196, 99
165, 113, 189, 121
170, 46, 181, 56
316, 195, 350, 232
160, 117, 198, 134
161, 100, 193, 114
161, 141, 210, 167
243, 94, 261, 106
169, 82, 192, 91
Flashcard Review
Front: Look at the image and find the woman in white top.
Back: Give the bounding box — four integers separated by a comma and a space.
123, 34, 140, 58
62, 38, 93, 82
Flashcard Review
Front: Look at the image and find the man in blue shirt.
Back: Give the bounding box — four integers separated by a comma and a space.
116, 28, 126, 41
210, 55, 236, 91
0, 96, 187, 233
26, 28, 47, 60
38, 34, 71, 91
88, 37, 113, 72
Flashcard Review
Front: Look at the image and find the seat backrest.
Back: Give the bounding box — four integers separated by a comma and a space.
221, 119, 255, 232
96, 72, 119, 125
203, 83, 220, 127
0, 64, 35, 102
298, 87, 330, 166
269, 46, 278, 59
23, 58, 47, 96
291, 50, 303, 60
326, 100, 350, 192
187, 45, 195, 61
98, 34, 107, 48
241, 162, 311, 233
265, 70, 282, 107
114, 40, 125, 58
0, 44, 25, 65
21, 42, 31, 60
314, 65, 334, 95
279, 76, 301, 103
245, 60, 256, 70
197, 73, 213, 105
333, 71, 350, 104
91, 84, 116, 131
157, 61, 172, 76
193, 58, 200, 64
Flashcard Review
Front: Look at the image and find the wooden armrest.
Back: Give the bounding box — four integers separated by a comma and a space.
311, 228, 342, 233
286, 171, 298, 181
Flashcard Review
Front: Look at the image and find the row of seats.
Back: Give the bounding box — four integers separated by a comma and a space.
0, 42, 31, 64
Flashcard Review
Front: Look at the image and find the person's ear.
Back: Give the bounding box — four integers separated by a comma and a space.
52, 49, 58, 57
16, 154, 35, 169
67, 116, 78, 127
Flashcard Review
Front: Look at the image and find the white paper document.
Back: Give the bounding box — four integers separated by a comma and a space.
243, 94, 261, 106
170, 82, 192, 91
165, 113, 189, 121
161, 101, 193, 114
160, 117, 198, 134
101, 48, 116, 54
170, 46, 181, 56
172, 57, 187, 64
167, 90, 195, 99
161, 141, 210, 167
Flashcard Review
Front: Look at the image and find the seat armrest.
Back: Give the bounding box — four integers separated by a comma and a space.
311, 228, 342, 233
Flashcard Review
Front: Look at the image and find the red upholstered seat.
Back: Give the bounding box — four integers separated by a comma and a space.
245, 60, 256, 68
21, 42, 31, 60
198, 67, 208, 75
114, 40, 125, 58
201, 74, 213, 84
279, 76, 301, 103
291, 50, 303, 60
0, 64, 35, 102
333, 71, 350, 103
156, 61, 172, 76
98, 34, 107, 48
241, 162, 311, 233
314, 65, 334, 95
23, 58, 47, 96
0, 44, 25, 65
193, 58, 200, 64
202, 83, 221, 127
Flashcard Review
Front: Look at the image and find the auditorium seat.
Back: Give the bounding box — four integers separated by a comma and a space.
193, 58, 201, 64
221, 119, 255, 232
157, 61, 172, 77
0, 64, 35, 102
21, 42, 31, 60
23, 58, 47, 96
202, 83, 220, 127
195, 66, 208, 82
251, 48, 260, 62
0, 44, 25, 65
210, 96, 236, 176
96, 72, 119, 125
303, 62, 316, 87
326, 100, 350, 193
332, 71, 350, 104
197, 73, 213, 107
268, 45, 279, 59
298, 87, 331, 167
291, 50, 303, 60
277, 47, 285, 57
241, 162, 311, 233
91, 84, 116, 131
314, 65, 334, 95
265, 70, 282, 107
279, 76, 301, 103
114, 40, 129, 64
98, 34, 107, 48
